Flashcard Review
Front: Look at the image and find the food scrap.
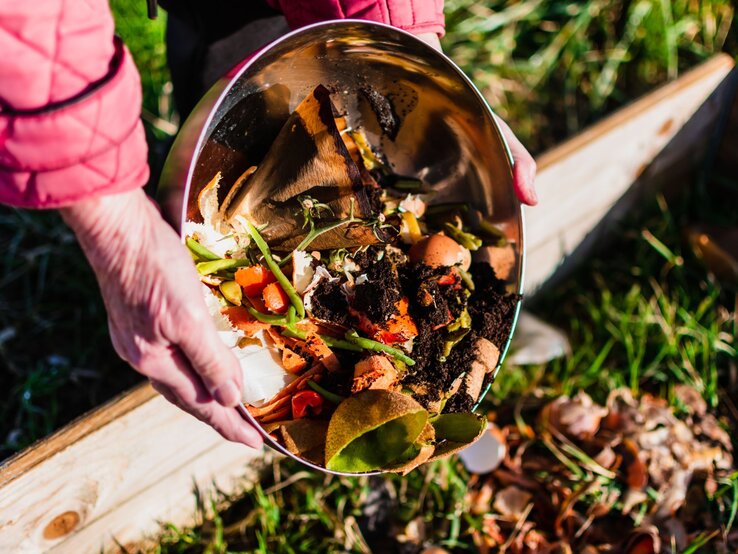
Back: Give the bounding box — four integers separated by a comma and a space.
183, 85, 520, 473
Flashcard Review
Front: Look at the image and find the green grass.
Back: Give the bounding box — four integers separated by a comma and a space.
497, 193, 736, 409
443, 0, 737, 153
0, 211, 139, 457
110, 0, 170, 124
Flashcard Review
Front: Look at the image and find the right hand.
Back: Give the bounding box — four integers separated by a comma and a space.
60, 188, 263, 448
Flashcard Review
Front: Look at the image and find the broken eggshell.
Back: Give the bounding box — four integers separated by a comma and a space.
458, 422, 507, 474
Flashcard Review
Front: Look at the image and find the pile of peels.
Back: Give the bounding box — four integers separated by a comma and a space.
451, 386, 736, 553
183, 85, 520, 473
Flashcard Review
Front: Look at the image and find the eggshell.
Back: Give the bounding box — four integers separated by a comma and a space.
408, 233, 471, 270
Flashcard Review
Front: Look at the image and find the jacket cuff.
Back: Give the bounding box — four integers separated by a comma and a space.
0, 38, 149, 209
267, 0, 445, 38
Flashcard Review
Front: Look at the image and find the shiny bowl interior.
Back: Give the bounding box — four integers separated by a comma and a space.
158, 20, 525, 475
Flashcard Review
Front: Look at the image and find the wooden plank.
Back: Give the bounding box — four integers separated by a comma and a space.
0, 384, 156, 487
0, 53, 735, 554
0, 385, 266, 553
525, 53, 736, 292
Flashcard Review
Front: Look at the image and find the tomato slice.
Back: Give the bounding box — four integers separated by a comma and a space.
291, 390, 324, 418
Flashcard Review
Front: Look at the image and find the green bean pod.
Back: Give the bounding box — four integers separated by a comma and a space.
196, 258, 250, 276
246, 306, 289, 325
307, 380, 346, 404
186, 237, 220, 261
282, 327, 363, 352
344, 330, 416, 366
244, 222, 305, 319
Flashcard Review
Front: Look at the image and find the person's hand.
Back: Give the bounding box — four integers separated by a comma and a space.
60, 188, 263, 448
416, 32, 538, 206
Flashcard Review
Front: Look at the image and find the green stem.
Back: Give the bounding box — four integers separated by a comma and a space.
443, 222, 482, 251
186, 237, 220, 261
307, 380, 346, 404
196, 258, 250, 276
279, 217, 360, 266
244, 222, 305, 319
344, 330, 416, 366
246, 306, 289, 325
457, 267, 475, 291
282, 327, 363, 352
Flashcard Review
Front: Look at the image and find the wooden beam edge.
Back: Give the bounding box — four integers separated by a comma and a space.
0, 382, 156, 487
536, 53, 735, 171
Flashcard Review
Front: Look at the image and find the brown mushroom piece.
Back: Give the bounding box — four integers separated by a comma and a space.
462, 337, 500, 403
352, 354, 399, 393
224, 85, 382, 251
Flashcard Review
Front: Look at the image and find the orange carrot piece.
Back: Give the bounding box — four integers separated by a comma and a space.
350, 297, 418, 345
282, 347, 309, 374
267, 364, 323, 404
235, 265, 277, 297
247, 395, 292, 418
262, 281, 289, 314
304, 333, 341, 372
259, 405, 292, 424
221, 306, 271, 336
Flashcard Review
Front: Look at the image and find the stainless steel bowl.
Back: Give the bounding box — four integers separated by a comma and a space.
158, 20, 525, 475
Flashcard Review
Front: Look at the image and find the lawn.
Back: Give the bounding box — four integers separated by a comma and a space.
0, 0, 736, 552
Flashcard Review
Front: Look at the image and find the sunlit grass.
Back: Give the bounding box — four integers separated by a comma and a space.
443, 0, 737, 153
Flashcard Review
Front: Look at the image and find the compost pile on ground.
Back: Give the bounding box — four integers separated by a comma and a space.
380, 385, 736, 553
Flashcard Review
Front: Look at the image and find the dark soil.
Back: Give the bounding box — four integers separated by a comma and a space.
310, 279, 351, 327
443, 390, 474, 414
467, 262, 521, 349
400, 262, 466, 330
359, 86, 399, 140
400, 263, 520, 412
308, 253, 520, 415
351, 255, 401, 323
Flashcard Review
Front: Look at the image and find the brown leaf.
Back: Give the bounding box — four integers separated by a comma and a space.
621, 438, 648, 490
623, 527, 661, 554
542, 392, 607, 440
493, 486, 533, 518
673, 384, 707, 417
467, 478, 495, 515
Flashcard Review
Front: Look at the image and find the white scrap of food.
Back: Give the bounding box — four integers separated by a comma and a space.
197, 173, 223, 231
292, 250, 316, 294
399, 194, 426, 217
236, 346, 296, 407
462, 337, 500, 402
201, 284, 294, 407
459, 422, 507, 474
201, 285, 241, 348
409, 233, 471, 271
183, 220, 238, 259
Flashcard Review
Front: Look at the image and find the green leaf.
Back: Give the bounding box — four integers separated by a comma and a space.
428, 412, 486, 461
432, 412, 486, 442
325, 390, 428, 473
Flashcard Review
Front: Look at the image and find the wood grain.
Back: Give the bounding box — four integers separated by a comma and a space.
0, 386, 267, 553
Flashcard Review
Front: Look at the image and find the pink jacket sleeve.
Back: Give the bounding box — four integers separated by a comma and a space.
267, 0, 445, 37
0, 0, 148, 209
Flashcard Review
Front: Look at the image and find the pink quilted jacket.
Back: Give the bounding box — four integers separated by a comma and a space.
0, 0, 444, 209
